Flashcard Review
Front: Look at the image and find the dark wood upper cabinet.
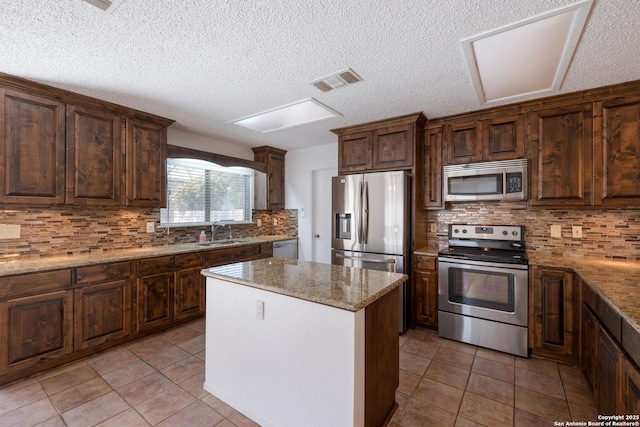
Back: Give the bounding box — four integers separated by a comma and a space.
252, 146, 286, 210
0, 88, 66, 205
66, 105, 124, 206
338, 131, 372, 173
443, 114, 524, 165
529, 103, 593, 207
483, 114, 525, 161
423, 126, 443, 209
445, 120, 482, 164
372, 124, 415, 170
333, 113, 426, 175
594, 96, 640, 207
126, 119, 167, 207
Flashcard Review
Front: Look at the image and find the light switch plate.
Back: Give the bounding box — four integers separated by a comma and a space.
429, 224, 438, 233
0, 224, 20, 239
550, 225, 562, 238
146, 222, 155, 233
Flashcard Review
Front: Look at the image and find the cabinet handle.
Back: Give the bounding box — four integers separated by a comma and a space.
314, 234, 320, 238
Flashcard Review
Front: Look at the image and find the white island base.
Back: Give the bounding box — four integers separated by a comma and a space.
203, 273, 399, 427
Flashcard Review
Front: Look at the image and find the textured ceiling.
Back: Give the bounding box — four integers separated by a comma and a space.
1, 0, 639, 151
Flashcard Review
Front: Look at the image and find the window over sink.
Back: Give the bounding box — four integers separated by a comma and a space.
160, 158, 255, 226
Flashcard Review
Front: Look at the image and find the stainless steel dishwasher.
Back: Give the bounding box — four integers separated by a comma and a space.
272, 238, 298, 259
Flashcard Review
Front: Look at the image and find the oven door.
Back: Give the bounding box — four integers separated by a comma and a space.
438, 258, 528, 326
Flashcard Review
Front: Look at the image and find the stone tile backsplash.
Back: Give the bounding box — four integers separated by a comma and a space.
427, 202, 640, 261
0, 207, 297, 260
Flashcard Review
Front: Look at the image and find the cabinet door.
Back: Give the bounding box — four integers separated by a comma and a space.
594, 97, 640, 207
529, 104, 593, 206
423, 126, 443, 209
372, 124, 414, 170
621, 357, 640, 415
414, 269, 438, 329
0, 290, 73, 374
338, 131, 372, 173
126, 119, 166, 207
445, 120, 482, 165
267, 152, 285, 209
582, 303, 597, 390
483, 114, 525, 161
0, 88, 66, 205
175, 267, 205, 320
66, 104, 123, 205
530, 267, 577, 362
597, 323, 622, 415
74, 280, 132, 350
137, 272, 174, 332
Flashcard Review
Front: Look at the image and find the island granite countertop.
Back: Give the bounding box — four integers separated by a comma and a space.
202, 257, 407, 312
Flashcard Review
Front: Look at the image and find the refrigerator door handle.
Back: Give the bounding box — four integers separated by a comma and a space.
357, 181, 364, 243
362, 181, 369, 244
334, 253, 397, 272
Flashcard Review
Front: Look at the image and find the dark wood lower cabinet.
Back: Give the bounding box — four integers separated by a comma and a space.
581, 304, 597, 389
0, 290, 74, 375
530, 267, 577, 363
175, 267, 205, 320
597, 323, 622, 415
413, 270, 438, 329
621, 356, 640, 414
137, 272, 174, 332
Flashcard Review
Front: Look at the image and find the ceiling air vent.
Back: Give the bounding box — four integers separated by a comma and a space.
310, 68, 363, 92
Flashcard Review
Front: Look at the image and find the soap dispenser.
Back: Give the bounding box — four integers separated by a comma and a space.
198, 230, 206, 243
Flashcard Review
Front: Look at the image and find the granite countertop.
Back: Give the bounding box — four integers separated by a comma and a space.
529, 254, 640, 334
0, 235, 297, 277
202, 257, 407, 312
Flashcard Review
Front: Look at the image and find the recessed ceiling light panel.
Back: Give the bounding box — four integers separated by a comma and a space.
462, 0, 593, 104
310, 68, 363, 92
230, 98, 343, 133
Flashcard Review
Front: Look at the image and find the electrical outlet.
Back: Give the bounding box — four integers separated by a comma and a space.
550, 224, 562, 238
146, 222, 155, 233
256, 219, 262, 227
273, 219, 278, 226
255, 300, 264, 320
572, 226, 583, 238
429, 223, 438, 233
0, 224, 20, 239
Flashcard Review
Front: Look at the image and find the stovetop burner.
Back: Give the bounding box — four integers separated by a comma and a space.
438, 224, 528, 265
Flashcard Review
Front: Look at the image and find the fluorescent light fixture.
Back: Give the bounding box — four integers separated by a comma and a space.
83, 0, 126, 13
462, 0, 593, 104
230, 98, 342, 133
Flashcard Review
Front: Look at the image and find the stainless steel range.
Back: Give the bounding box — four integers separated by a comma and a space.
438, 225, 529, 357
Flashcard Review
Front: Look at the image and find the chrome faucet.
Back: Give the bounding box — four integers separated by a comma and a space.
211, 222, 227, 241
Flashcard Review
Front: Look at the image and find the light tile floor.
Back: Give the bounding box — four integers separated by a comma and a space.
391, 327, 600, 426
0, 318, 599, 426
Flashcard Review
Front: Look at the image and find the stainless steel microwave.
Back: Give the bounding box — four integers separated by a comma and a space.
443, 159, 528, 202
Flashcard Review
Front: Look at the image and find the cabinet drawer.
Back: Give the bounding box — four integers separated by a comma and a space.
137, 256, 174, 276
582, 280, 597, 311
76, 261, 131, 285
414, 255, 436, 271
207, 245, 261, 267
0, 269, 71, 299
598, 296, 622, 342
260, 242, 273, 258
175, 252, 205, 269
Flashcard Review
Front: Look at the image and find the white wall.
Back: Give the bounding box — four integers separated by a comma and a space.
167, 126, 254, 160
285, 143, 338, 261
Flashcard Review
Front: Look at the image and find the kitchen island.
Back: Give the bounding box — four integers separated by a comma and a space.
201, 257, 406, 427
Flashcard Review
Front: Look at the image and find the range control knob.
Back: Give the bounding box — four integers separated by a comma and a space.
502, 230, 508, 235
462, 229, 467, 234
454, 228, 459, 234
512, 231, 518, 236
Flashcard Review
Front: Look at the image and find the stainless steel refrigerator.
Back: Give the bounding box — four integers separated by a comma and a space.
331, 171, 410, 333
